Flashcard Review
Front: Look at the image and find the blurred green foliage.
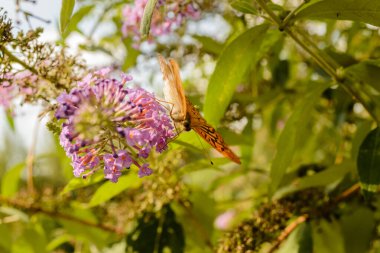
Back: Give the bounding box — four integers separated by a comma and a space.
2, 0, 380, 252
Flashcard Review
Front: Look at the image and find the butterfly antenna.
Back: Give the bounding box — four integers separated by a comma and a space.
195, 134, 214, 165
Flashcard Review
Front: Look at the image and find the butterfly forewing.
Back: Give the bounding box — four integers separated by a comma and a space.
157, 54, 187, 122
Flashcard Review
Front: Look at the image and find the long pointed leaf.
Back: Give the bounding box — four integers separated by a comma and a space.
88, 173, 142, 207
204, 24, 281, 126
1, 163, 25, 197
357, 127, 380, 193
60, 0, 76, 34
292, 0, 380, 27
270, 82, 329, 195
140, 0, 158, 37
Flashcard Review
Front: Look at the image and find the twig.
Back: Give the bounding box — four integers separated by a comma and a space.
268, 215, 309, 253
0, 195, 123, 234
25, 119, 39, 195
15, 0, 50, 27
334, 183, 360, 203
0, 45, 39, 75
0, 44, 63, 89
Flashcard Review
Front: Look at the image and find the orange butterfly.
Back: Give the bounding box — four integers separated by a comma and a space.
158, 54, 241, 164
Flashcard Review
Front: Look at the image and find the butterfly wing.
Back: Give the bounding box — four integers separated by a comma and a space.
157, 54, 187, 122
186, 98, 241, 164
158, 55, 241, 164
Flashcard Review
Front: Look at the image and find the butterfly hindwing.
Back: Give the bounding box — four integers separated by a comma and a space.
186, 99, 241, 164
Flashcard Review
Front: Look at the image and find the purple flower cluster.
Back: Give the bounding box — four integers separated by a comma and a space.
56, 69, 175, 182
122, 0, 200, 45
0, 71, 38, 109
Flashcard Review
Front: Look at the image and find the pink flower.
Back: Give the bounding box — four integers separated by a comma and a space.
214, 210, 236, 230
122, 0, 201, 46
0, 71, 40, 110
0, 84, 15, 109
138, 163, 153, 177
104, 151, 132, 182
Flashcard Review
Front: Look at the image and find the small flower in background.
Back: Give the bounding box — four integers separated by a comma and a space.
0, 81, 15, 110
0, 71, 40, 110
122, 0, 201, 45
214, 210, 236, 230
56, 69, 175, 182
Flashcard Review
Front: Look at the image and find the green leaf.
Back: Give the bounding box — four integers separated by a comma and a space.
53, 134, 74, 180
59, 209, 109, 248
11, 235, 34, 253
325, 48, 358, 67
341, 207, 375, 253
62, 5, 94, 39
274, 161, 352, 198
179, 158, 228, 175
0, 207, 29, 222
60, 0, 76, 34
346, 60, 380, 93
46, 234, 72, 252
357, 127, 380, 193
292, 0, 380, 27
229, 0, 258, 14
277, 222, 313, 253
189, 191, 216, 233
24, 227, 47, 253
298, 222, 313, 253
60, 172, 104, 195
0, 224, 11, 251
1, 163, 25, 197
5, 109, 15, 131
122, 38, 140, 70
312, 219, 345, 253
88, 173, 142, 207
351, 120, 373, 162
140, 0, 158, 37
183, 166, 225, 192
126, 205, 185, 253
194, 35, 224, 55
204, 24, 281, 126
218, 128, 252, 146
270, 82, 330, 195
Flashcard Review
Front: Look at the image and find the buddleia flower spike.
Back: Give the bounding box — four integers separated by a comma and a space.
55, 68, 176, 182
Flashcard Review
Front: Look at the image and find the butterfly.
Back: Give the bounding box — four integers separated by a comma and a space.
158, 54, 241, 164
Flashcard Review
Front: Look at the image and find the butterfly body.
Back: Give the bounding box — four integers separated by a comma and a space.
158, 54, 241, 164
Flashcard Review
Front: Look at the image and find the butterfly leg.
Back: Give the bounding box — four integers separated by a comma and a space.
155, 98, 184, 135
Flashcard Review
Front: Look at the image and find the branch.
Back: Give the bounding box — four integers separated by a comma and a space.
0, 44, 39, 75
0, 196, 123, 235
0, 44, 62, 90
268, 215, 309, 253
255, 0, 380, 124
